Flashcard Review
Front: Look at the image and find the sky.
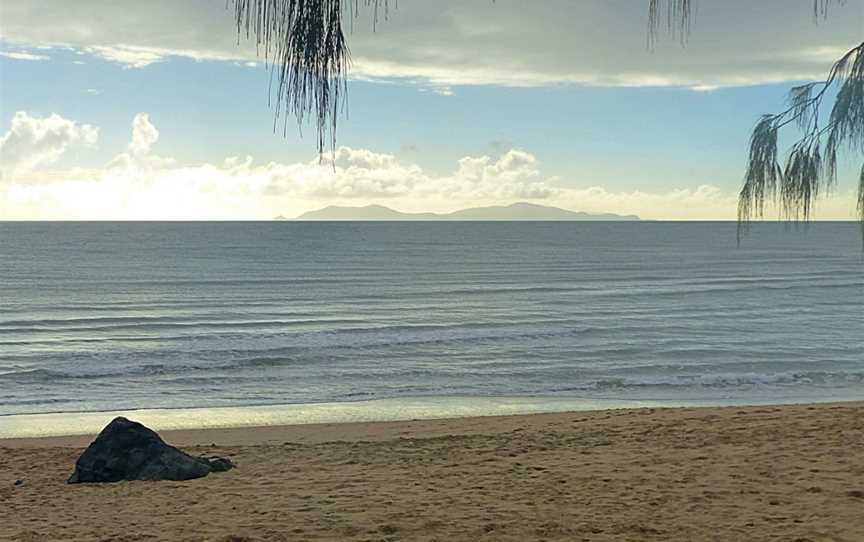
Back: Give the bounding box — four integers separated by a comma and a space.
0, 0, 862, 220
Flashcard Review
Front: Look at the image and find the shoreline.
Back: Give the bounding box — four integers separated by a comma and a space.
3, 398, 863, 448
3, 401, 863, 541
3, 393, 863, 442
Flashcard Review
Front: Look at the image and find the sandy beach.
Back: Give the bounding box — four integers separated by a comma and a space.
2, 401, 863, 541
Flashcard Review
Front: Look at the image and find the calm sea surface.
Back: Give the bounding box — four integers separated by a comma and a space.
1, 222, 862, 417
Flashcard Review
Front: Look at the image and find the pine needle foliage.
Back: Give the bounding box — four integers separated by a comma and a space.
230, 0, 391, 157
652, 0, 862, 242
737, 38, 864, 243
648, 0, 694, 45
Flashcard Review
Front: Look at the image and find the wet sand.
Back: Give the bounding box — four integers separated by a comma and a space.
2, 401, 863, 541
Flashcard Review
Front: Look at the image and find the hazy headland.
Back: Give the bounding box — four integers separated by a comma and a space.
291, 202, 641, 221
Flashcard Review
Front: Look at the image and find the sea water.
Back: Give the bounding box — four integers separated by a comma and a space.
1, 222, 862, 435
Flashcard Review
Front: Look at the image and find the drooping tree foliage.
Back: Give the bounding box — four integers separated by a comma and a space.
231, 0, 863, 237
738, 44, 864, 241
230, 0, 391, 154
647, 0, 693, 46
648, 0, 863, 241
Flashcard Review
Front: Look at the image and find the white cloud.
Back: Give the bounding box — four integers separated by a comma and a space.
419, 85, 455, 96
0, 1, 861, 88
129, 114, 159, 156
0, 50, 49, 61
0, 112, 98, 174
84, 45, 167, 68
555, 184, 735, 219
785, 46, 856, 63
107, 113, 174, 170
1, 112, 860, 221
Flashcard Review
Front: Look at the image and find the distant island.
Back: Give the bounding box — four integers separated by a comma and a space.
291, 203, 640, 221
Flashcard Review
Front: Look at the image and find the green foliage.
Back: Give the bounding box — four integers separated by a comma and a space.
738, 42, 864, 242
652, 0, 862, 239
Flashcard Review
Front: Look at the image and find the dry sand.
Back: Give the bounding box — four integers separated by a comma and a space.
2, 401, 863, 541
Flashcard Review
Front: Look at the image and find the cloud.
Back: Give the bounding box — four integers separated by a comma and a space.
0, 112, 98, 174
419, 85, 455, 96
1, 112, 860, 221
129, 114, 159, 156
84, 45, 167, 68
237, 146, 552, 201
107, 113, 173, 170
554, 184, 736, 219
1, 1, 862, 88
0, 50, 49, 61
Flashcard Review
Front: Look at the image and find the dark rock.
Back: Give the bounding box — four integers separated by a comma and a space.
14, 479, 23, 486
201, 455, 235, 472
67, 417, 233, 484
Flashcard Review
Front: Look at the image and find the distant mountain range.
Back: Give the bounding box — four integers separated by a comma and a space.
291, 203, 640, 221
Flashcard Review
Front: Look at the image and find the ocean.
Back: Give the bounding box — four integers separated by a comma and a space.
1, 222, 862, 434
